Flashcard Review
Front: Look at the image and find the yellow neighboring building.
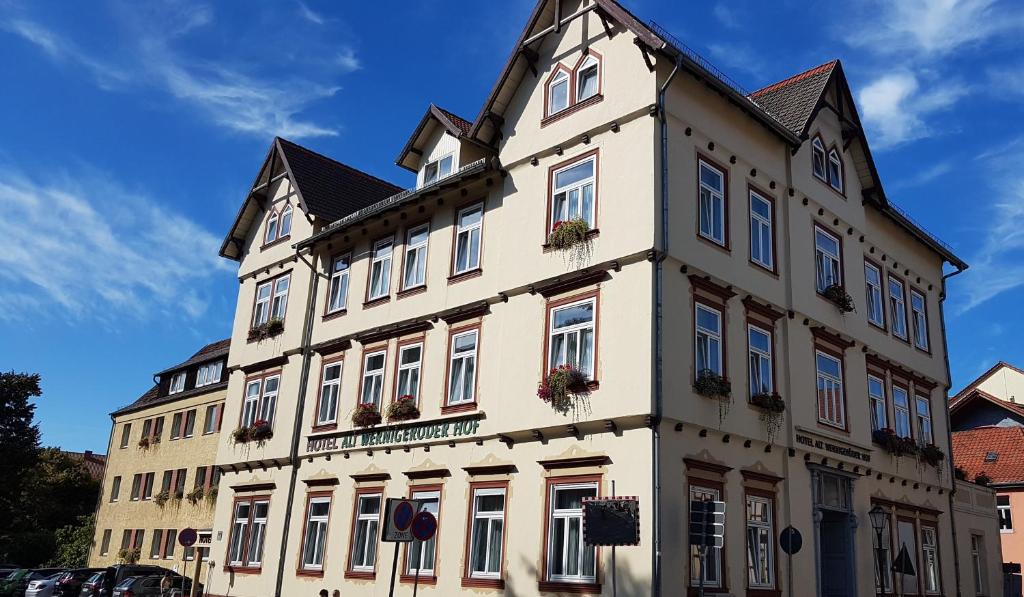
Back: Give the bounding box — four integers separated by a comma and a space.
89, 338, 229, 580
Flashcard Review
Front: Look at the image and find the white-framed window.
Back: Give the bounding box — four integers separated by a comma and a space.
253, 280, 272, 327
423, 154, 453, 186
576, 55, 599, 101
279, 204, 293, 238
811, 137, 827, 181
893, 385, 911, 438
921, 526, 940, 594
171, 413, 183, 440
815, 351, 845, 428
695, 303, 723, 376
164, 529, 178, 560
453, 203, 483, 274
264, 211, 279, 245
360, 351, 386, 409
916, 395, 933, 444
183, 409, 196, 437
749, 190, 773, 269
546, 482, 598, 583
547, 69, 570, 115
242, 379, 261, 427
228, 498, 268, 567
402, 224, 429, 290
204, 403, 220, 434
815, 226, 841, 292
873, 509, 893, 593
301, 496, 331, 570
447, 329, 478, 405
368, 238, 393, 301
247, 500, 269, 566
748, 324, 772, 396
120, 423, 132, 448
551, 156, 596, 230
150, 529, 163, 559
868, 375, 887, 432
827, 149, 843, 192
690, 485, 721, 587
889, 276, 908, 339
998, 495, 1013, 532
168, 371, 186, 395
746, 494, 775, 589
271, 275, 290, 320
196, 361, 223, 387
865, 261, 885, 327
468, 487, 506, 579
327, 254, 351, 314
316, 361, 343, 426
110, 475, 121, 502
548, 298, 596, 378
911, 290, 929, 350
395, 343, 422, 402
698, 159, 726, 245
350, 493, 381, 572
407, 490, 440, 576
971, 534, 986, 595
258, 375, 279, 425
100, 529, 111, 556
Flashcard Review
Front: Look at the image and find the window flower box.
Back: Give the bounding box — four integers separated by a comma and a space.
138, 436, 150, 449
822, 284, 855, 313
918, 443, 945, 469
694, 369, 732, 425
231, 426, 250, 444
548, 218, 594, 270
352, 403, 382, 427
386, 395, 420, 422
118, 548, 141, 564
871, 428, 919, 457
751, 392, 785, 444
186, 487, 205, 506
154, 490, 170, 508
537, 364, 591, 418
232, 420, 273, 446
248, 318, 285, 342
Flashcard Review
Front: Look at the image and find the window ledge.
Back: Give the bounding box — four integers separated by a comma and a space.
441, 402, 478, 415
396, 285, 427, 300
541, 94, 604, 128
543, 229, 600, 252
311, 423, 338, 433
322, 309, 347, 322
538, 580, 602, 594
344, 570, 376, 580
296, 568, 324, 578
448, 268, 483, 285
400, 574, 437, 585
363, 296, 391, 309
748, 589, 781, 597
223, 566, 262, 575
462, 577, 504, 590
260, 235, 291, 251
697, 233, 730, 253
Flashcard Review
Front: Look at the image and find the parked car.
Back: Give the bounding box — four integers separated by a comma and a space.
0, 569, 64, 597
111, 575, 193, 597
54, 569, 103, 597
97, 567, 172, 597
77, 571, 105, 597
26, 572, 66, 597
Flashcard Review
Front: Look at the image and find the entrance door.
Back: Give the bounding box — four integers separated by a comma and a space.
819, 510, 854, 597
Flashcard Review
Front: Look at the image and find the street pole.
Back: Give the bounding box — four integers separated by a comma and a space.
698, 545, 706, 597
412, 544, 421, 597
611, 479, 617, 597
387, 544, 399, 597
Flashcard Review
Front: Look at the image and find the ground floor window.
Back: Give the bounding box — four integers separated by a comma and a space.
350, 492, 381, 573
746, 494, 774, 588
689, 485, 721, 588
300, 495, 332, 571
407, 490, 440, 577
971, 534, 986, 595
546, 481, 598, 583
921, 525, 940, 594
228, 497, 269, 568
467, 485, 506, 580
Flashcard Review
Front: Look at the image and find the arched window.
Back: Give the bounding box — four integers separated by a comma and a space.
264, 210, 279, 245
575, 55, 600, 102
547, 68, 570, 116
827, 149, 844, 192
811, 137, 826, 181
279, 204, 293, 238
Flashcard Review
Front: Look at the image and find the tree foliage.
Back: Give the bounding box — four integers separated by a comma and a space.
49, 515, 96, 568
0, 372, 42, 528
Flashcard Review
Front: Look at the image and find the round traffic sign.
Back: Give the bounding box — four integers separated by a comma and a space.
411, 511, 437, 542
178, 528, 198, 548
393, 501, 416, 531
779, 526, 802, 555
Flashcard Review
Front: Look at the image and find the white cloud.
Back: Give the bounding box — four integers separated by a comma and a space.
858, 72, 967, 149
845, 0, 1024, 58
890, 160, 954, 190
711, 3, 739, 29
0, 166, 232, 323
297, 1, 325, 25
335, 48, 361, 73
2, 19, 128, 89
706, 43, 766, 77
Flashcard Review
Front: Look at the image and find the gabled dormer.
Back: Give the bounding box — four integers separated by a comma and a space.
154, 338, 231, 398
395, 104, 494, 189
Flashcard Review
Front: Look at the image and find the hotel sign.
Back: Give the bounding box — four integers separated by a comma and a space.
795, 433, 871, 462
306, 415, 482, 454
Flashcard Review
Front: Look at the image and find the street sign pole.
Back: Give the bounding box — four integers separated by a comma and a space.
611, 479, 617, 597
387, 545, 399, 597
412, 542, 421, 597
698, 545, 707, 597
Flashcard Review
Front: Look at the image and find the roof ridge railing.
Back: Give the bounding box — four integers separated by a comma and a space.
648, 20, 750, 98
884, 198, 956, 254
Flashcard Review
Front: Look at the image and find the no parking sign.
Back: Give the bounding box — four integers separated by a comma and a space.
382, 498, 423, 542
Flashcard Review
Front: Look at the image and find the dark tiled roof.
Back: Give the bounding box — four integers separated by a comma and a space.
953, 426, 1024, 484
63, 450, 106, 481
434, 106, 472, 136
278, 138, 404, 223
749, 61, 838, 136
112, 381, 228, 417
155, 338, 230, 377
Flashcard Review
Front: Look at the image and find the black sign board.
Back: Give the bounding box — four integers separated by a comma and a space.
892, 545, 916, 576
779, 526, 802, 555
582, 497, 640, 546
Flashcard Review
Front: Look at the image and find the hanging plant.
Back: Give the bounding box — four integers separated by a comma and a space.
248, 318, 285, 342
249, 420, 273, 445
154, 490, 170, 508
871, 428, 919, 458
386, 395, 421, 422
694, 369, 732, 426
186, 487, 205, 506
548, 218, 594, 270
537, 365, 591, 419
138, 436, 151, 450
751, 392, 785, 444
823, 284, 855, 313
206, 485, 219, 503
918, 444, 945, 470
231, 426, 250, 444
352, 403, 383, 427
118, 548, 141, 564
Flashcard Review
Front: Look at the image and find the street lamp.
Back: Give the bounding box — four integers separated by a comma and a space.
869, 505, 889, 592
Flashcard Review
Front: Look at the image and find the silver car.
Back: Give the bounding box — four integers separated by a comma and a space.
25, 572, 65, 597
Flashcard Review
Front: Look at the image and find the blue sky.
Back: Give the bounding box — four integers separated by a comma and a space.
1, 0, 1022, 452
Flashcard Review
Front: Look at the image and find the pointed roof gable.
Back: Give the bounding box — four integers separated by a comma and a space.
395, 104, 482, 172
749, 60, 838, 136
951, 387, 1024, 420
220, 138, 403, 260
953, 361, 1024, 403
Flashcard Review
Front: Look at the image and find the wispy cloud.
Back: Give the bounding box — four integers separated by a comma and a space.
0, 165, 232, 323
890, 159, 954, 190
711, 3, 740, 29
706, 42, 767, 77
857, 71, 968, 149
2, 19, 128, 89
297, 1, 325, 25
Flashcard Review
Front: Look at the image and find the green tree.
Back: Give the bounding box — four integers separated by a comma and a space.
49, 514, 96, 568
0, 372, 42, 563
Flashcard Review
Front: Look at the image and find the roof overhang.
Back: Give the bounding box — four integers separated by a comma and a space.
395, 104, 490, 172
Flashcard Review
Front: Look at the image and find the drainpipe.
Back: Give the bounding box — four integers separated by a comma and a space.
652, 54, 681, 597
939, 264, 967, 597
780, 146, 797, 597
272, 248, 321, 597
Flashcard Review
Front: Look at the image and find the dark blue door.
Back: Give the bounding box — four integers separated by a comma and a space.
819, 511, 853, 597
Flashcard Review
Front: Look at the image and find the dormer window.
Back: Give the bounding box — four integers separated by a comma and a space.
168, 371, 186, 395
279, 204, 293, 238
811, 137, 827, 181
576, 55, 599, 102
547, 69, 570, 115
827, 149, 844, 193
264, 211, 279, 245
423, 155, 453, 185
196, 361, 223, 387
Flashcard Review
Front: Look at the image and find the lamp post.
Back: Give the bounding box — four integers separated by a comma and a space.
869, 505, 889, 593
